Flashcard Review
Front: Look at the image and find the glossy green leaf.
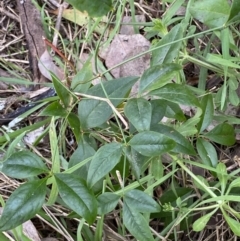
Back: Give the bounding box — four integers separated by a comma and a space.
97, 193, 120, 215
55, 173, 97, 224
2, 151, 49, 179
139, 63, 181, 94
124, 98, 152, 132
125, 147, 149, 179
216, 163, 227, 194
123, 200, 154, 241
204, 123, 235, 146
67, 113, 81, 142
78, 77, 138, 129
40, 101, 68, 117
193, 212, 214, 232
51, 74, 75, 108
71, 61, 93, 93
151, 24, 183, 66
198, 94, 214, 133
150, 99, 167, 126
125, 189, 161, 213
190, 0, 230, 28
0, 179, 47, 231
165, 101, 186, 121
69, 138, 95, 178
129, 131, 175, 157
87, 143, 122, 187
64, 0, 112, 17
222, 209, 240, 236
228, 0, 240, 23
196, 139, 218, 167
151, 124, 196, 155
149, 83, 200, 107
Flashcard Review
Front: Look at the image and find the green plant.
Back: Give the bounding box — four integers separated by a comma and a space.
1, 0, 240, 240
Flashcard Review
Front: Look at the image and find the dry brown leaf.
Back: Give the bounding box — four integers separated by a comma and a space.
101, 34, 150, 95
103, 34, 150, 78
38, 50, 64, 81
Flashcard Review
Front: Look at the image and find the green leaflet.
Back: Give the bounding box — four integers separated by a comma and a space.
2, 151, 49, 179
64, 0, 112, 17
0, 179, 47, 231
129, 131, 175, 157
55, 173, 97, 224
78, 77, 138, 129
87, 142, 122, 187
190, 0, 230, 28
124, 98, 152, 132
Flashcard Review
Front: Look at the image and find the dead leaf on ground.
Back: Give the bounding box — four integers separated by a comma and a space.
101, 34, 150, 95
24, 127, 45, 145
38, 50, 65, 81
102, 34, 150, 78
